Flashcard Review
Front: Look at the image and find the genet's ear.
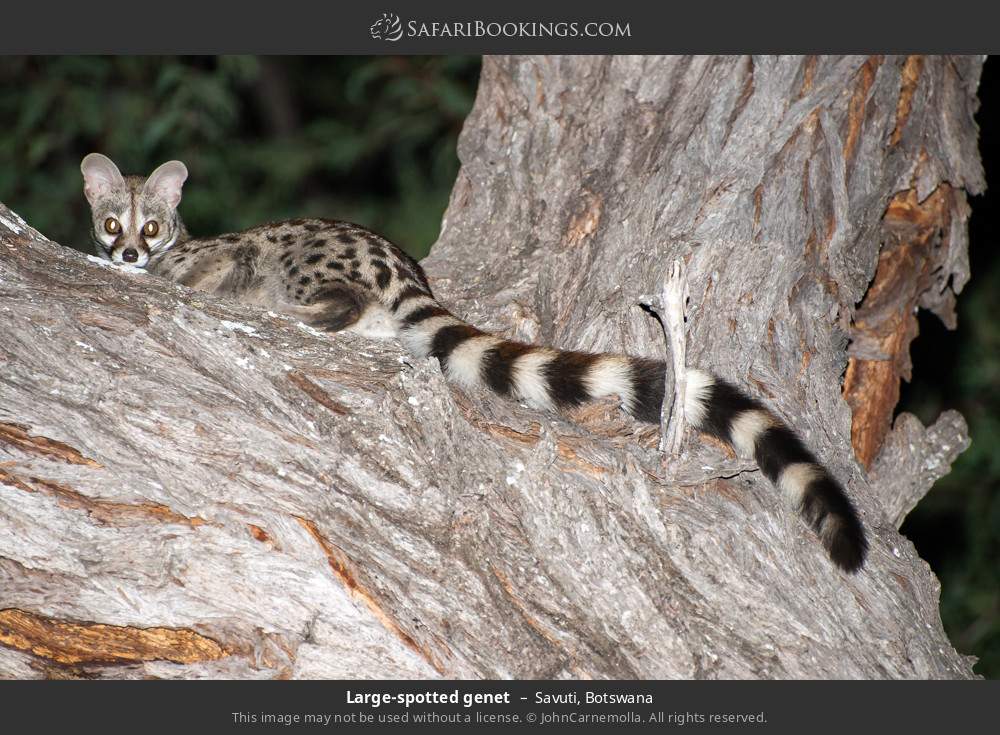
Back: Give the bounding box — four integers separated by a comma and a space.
80, 153, 125, 206
143, 160, 188, 209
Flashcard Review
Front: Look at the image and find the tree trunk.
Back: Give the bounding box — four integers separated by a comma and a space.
0, 55, 985, 679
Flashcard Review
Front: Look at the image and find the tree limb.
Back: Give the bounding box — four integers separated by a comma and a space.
0, 54, 985, 679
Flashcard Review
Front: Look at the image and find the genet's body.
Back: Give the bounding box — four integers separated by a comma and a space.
81, 152, 868, 572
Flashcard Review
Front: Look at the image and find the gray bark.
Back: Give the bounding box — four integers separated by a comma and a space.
0, 55, 985, 679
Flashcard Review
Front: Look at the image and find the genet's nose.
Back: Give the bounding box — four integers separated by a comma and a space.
122, 248, 139, 263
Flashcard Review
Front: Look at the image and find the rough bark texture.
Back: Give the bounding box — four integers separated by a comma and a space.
0, 55, 986, 679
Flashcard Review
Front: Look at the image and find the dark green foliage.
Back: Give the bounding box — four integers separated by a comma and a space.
0, 56, 480, 257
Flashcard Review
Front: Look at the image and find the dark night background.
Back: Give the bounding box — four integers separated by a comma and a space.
0, 56, 996, 677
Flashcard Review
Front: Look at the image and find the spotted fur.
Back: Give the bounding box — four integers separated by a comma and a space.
81, 154, 867, 573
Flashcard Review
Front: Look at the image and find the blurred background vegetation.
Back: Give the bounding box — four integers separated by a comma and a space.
0, 56, 480, 258
0, 55, 996, 677
898, 59, 1000, 680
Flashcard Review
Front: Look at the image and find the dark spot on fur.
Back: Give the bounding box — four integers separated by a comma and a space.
223, 234, 241, 243
287, 265, 300, 277
326, 260, 344, 271
396, 249, 432, 292
394, 263, 413, 283
234, 244, 258, 262
304, 223, 321, 232
305, 253, 323, 265
340, 247, 357, 260
374, 263, 392, 290
336, 233, 356, 245
299, 275, 312, 286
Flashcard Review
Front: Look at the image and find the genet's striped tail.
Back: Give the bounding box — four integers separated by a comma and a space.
394, 296, 666, 422
683, 369, 867, 572
393, 295, 866, 572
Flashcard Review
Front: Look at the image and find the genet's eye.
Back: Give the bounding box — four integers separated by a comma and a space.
143, 220, 159, 238
104, 218, 120, 235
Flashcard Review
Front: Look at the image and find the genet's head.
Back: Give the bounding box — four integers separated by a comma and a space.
80, 153, 187, 267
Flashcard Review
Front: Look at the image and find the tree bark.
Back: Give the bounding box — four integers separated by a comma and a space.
0, 55, 985, 679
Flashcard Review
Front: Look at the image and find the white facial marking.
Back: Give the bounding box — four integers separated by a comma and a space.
152, 230, 179, 255
136, 207, 170, 253
96, 210, 130, 252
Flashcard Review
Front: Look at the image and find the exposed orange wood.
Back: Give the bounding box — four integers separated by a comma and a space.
844, 56, 883, 164
248, 524, 272, 543
890, 56, 925, 146
843, 185, 953, 468
0, 608, 227, 666
561, 190, 603, 248
0, 469, 205, 527
556, 438, 608, 477
798, 55, 818, 98
0, 423, 102, 467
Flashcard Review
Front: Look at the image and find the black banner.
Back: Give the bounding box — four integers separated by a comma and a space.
2, 0, 999, 53
0, 680, 996, 733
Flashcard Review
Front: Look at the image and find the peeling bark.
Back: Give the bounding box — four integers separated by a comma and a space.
0, 55, 986, 679
843, 184, 962, 468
